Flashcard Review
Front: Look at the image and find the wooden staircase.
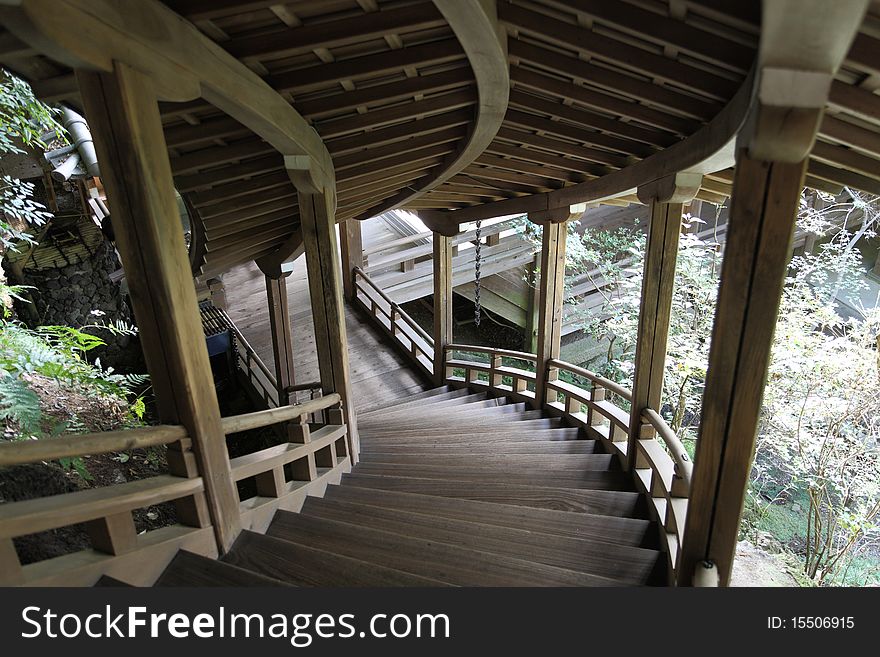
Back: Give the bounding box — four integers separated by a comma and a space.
155, 386, 666, 586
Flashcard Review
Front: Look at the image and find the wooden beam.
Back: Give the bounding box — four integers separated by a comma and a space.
509, 66, 696, 136
223, 4, 445, 61
508, 38, 718, 121
500, 3, 740, 101
432, 231, 453, 385
295, 67, 473, 119
1, 0, 335, 188
339, 219, 363, 302
351, 0, 510, 222
77, 62, 240, 552
680, 151, 808, 586
533, 220, 567, 408
265, 274, 295, 404
265, 38, 465, 95
298, 187, 360, 462
432, 63, 755, 227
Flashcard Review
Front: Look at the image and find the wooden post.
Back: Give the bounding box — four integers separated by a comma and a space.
338, 219, 363, 302
533, 219, 567, 409
78, 62, 241, 552
628, 173, 701, 467
265, 274, 295, 405
676, 0, 866, 585
524, 254, 540, 353
680, 151, 808, 586
432, 231, 453, 385
298, 186, 360, 463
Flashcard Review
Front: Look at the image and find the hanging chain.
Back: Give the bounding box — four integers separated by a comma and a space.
474, 219, 482, 326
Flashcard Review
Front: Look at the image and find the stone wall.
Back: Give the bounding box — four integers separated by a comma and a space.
17, 239, 143, 372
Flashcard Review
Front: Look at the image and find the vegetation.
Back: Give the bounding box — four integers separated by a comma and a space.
1, 70, 147, 476
0, 69, 65, 252
563, 191, 880, 586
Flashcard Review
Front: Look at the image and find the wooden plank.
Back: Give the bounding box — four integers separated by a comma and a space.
681, 151, 808, 586
508, 38, 718, 120
0, 476, 204, 539
265, 38, 465, 94
78, 62, 240, 552
225, 530, 449, 586
500, 4, 741, 100
223, 4, 445, 61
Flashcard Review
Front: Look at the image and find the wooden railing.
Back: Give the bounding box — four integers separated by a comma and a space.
440, 344, 692, 584
229, 323, 322, 410
444, 344, 537, 404
0, 393, 350, 586
352, 267, 434, 379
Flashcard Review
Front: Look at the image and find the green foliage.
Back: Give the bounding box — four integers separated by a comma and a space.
0, 284, 149, 442
1, 68, 66, 249
0, 375, 41, 436
569, 191, 880, 586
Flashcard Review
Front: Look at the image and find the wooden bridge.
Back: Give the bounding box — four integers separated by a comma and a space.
1, 0, 879, 587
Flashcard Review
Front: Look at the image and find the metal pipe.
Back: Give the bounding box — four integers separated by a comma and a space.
60, 106, 100, 178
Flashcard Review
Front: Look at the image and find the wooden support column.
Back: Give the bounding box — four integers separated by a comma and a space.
681, 152, 808, 585
532, 209, 574, 409
678, 0, 866, 586
297, 184, 360, 463
265, 273, 295, 405
524, 254, 540, 353
432, 231, 454, 385
338, 219, 363, 302
78, 62, 240, 552
628, 173, 701, 467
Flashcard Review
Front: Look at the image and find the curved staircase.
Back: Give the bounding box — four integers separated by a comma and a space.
155, 387, 666, 586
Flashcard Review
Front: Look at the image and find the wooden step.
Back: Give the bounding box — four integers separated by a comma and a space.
155, 550, 289, 587
357, 452, 614, 470
223, 530, 450, 587
363, 391, 489, 416
351, 462, 633, 490
359, 395, 507, 425
359, 427, 582, 444
267, 511, 622, 586
337, 473, 647, 516
359, 440, 598, 455
300, 497, 663, 584
359, 387, 470, 416
362, 406, 544, 428
323, 483, 653, 545
359, 417, 565, 436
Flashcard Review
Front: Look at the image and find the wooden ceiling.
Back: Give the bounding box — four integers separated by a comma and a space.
2, 0, 879, 278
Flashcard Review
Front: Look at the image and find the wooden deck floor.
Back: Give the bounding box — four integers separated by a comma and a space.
223, 259, 429, 412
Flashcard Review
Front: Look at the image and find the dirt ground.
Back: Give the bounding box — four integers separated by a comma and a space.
730, 540, 803, 587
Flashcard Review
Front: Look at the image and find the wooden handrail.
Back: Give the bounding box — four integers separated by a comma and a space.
230, 324, 277, 386
446, 343, 537, 363
642, 408, 693, 487
0, 425, 189, 467
353, 267, 395, 306
0, 475, 203, 539
221, 393, 341, 434
547, 358, 633, 402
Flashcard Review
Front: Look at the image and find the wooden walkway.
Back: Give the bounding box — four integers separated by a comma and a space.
223, 260, 428, 412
